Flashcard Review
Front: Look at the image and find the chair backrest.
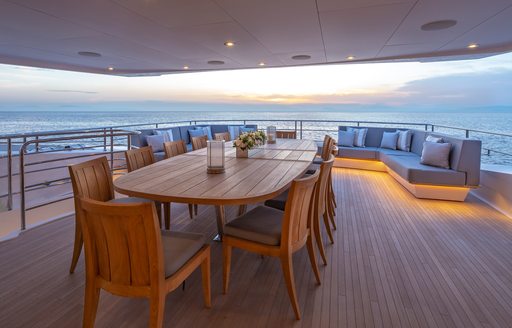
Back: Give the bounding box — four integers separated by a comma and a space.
214, 132, 231, 141
125, 146, 156, 172
276, 131, 297, 139
191, 135, 208, 150
320, 136, 334, 160
163, 140, 187, 159
68, 156, 114, 202
314, 155, 335, 216
78, 198, 163, 291
281, 170, 319, 251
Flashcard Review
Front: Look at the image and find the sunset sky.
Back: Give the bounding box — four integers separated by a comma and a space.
1, 51, 511, 111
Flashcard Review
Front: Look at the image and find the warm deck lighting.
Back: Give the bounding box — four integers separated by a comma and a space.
224, 41, 235, 47
467, 43, 479, 49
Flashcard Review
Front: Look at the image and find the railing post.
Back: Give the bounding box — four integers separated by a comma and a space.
156, 123, 159, 129
357, 122, 360, 127
7, 138, 12, 210
35, 136, 39, 153
466, 130, 470, 138
431, 125, 435, 132
487, 149, 490, 156
425, 124, 428, 131
127, 134, 131, 150
103, 128, 107, 151
19, 146, 26, 230
300, 121, 303, 139
294, 121, 298, 138
110, 128, 114, 168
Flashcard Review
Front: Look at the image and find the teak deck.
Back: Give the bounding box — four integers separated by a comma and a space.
1, 168, 512, 327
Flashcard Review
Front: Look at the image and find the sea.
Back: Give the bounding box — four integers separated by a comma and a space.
0, 110, 511, 165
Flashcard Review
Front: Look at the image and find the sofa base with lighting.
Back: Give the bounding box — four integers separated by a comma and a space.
335, 126, 482, 202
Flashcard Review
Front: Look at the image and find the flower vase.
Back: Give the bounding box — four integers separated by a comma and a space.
236, 147, 249, 158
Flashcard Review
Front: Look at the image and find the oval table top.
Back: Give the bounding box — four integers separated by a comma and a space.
114, 139, 317, 206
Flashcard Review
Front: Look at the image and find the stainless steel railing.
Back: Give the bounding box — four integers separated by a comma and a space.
1, 119, 511, 230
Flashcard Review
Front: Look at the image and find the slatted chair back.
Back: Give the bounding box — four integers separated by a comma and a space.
314, 155, 335, 216
321, 136, 334, 160
69, 156, 114, 202
214, 132, 231, 141
276, 131, 297, 139
163, 140, 187, 159
281, 170, 319, 251
125, 146, 155, 172
191, 135, 208, 150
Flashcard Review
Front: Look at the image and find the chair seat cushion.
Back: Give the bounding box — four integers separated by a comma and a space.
108, 197, 152, 204
161, 231, 206, 277
264, 190, 288, 211
224, 206, 283, 246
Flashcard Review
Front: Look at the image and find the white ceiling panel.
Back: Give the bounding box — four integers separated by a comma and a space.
321, 3, 414, 60
317, 0, 413, 12
216, 0, 325, 54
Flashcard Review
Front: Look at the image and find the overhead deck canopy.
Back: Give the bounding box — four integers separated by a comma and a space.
0, 0, 511, 76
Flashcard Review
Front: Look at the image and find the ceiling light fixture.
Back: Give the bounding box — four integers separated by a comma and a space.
467, 43, 479, 49
107, 67, 114, 71
78, 51, 101, 57
346, 56, 355, 60
224, 41, 235, 47
208, 60, 225, 65
258, 62, 265, 66
183, 66, 189, 70
420, 20, 457, 31
291, 55, 311, 60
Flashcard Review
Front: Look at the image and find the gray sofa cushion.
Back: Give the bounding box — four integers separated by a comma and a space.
224, 206, 283, 246
179, 125, 196, 144
338, 131, 355, 147
410, 130, 427, 156
338, 146, 379, 160
378, 149, 418, 162
420, 141, 451, 169
154, 151, 166, 161
380, 131, 399, 150
383, 155, 466, 186
146, 134, 165, 152
397, 130, 413, 151
161, 231, 206, 277
130, 129, 155, 148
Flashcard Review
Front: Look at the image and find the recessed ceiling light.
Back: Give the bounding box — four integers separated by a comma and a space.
258, 62, 265, 66
467, 43, 479, 49
183, 66, 189, 70
346, 56, 355, 60
207, 60, 225, 65
78, 51, 101, 57
291, 55, 311, 60
224, 41, 235, 47
421, 20, 457, 31
107, 67, 114, 71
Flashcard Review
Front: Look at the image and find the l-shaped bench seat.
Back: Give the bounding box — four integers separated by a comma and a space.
336, 126, 482, 201
130, 124, 258, 161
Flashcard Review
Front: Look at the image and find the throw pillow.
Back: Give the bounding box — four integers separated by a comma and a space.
380, 131, 399, 150
228, 125, 243, 139
189, 128, 206, 139
146, 134, 165, 152
420, 142, 451, 169
426, 135, 443, 143
347, 127, 368, 147
154, 129, 174, 142
196, 126, 213, 140
396, 130, 412, 151
240, 126, 256, 134
338, 130, 355, 147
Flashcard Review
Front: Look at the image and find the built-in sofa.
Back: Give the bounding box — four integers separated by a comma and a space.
335, 126, 482, 201
130, 124, 258, 161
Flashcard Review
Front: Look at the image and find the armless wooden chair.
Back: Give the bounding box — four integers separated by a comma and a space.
68, 156, 149, 274
163, 140, 197, 218
125, 146, 173, 229
191, 135, 208, 150
276, 130, 297, 139
265, 156, 335, 265
214, 132, 231, 141
78, 198, 211, 328
222, 171, 321, 320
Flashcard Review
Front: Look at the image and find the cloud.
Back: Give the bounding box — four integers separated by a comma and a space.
47, 89, 98, 94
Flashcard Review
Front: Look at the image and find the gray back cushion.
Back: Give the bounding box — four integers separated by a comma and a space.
339, 126, 397, 148
410, 130, 427, 156
178, 125, 196, 144
130, 129, 155, 148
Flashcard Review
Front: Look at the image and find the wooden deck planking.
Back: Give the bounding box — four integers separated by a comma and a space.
1, 168, 512, 327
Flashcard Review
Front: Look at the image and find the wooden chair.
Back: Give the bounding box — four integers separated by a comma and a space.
78, 198, 211, 328
125, 147, 173, 229
222, 171, 321, 320
191, 135, 208, 150
68, 156, 149, 274
163, 140, 197, 218
265, 155, 335, 265
276, 130, 297, 139
214, 132, 231, 141
163, 140, 187, 159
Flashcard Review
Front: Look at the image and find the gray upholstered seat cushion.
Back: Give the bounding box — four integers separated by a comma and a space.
224, 206, 283, 246
108, 197, 153, 204
338, 146, 379, 160
378, 149, 418, 162
154, 151, 166, 161
383, 155, 466, 186
264, 190, 288, 211
161, 231, 206, 277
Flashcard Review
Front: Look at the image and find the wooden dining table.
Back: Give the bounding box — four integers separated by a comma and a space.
114, 139, 318, 239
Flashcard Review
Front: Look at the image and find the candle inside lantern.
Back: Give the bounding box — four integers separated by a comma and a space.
267, 126, 277, 144
207, 140, 225, 174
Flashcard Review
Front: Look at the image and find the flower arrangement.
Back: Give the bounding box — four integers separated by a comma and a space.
233, 130, 267, 151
